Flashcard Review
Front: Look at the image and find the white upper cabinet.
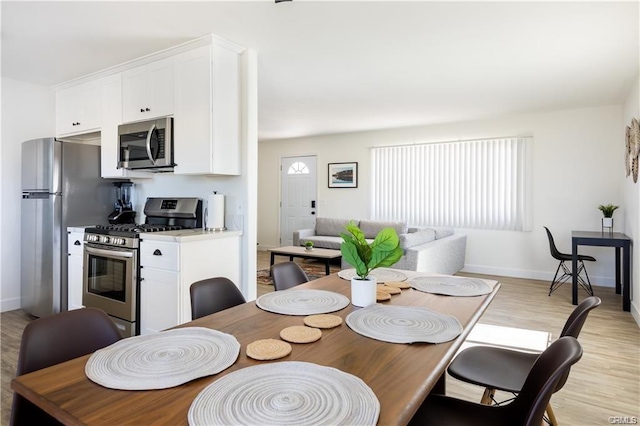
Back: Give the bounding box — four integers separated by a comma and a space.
100, 74, 151, 179
122, 57, 174, 123
55, 80, 101, 136
173, 42, 242, 175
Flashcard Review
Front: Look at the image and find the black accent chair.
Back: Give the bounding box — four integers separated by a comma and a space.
544, 226, 596, 296
11, 308, 122, 426
190, 277, 246, 320
271, 261, 309, 291
447, 296, 600, 425
409, 336, 583, 426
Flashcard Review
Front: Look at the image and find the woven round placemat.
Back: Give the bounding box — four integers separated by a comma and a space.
409, 276, 492, 297
346, 304, 463, 344
303, 314, 343, 329
385, 281, 411, 289
246, 339, 292, 360
338, 268, 407, 283
378, 285, 401, 295
376, 291, 391, 301
85, 327, 240, 390
256, 289, 350, 316
188, 361, 380, 425
280, 326, 322, 343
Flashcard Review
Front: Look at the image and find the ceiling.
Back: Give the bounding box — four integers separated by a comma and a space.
2, 1, 638, 141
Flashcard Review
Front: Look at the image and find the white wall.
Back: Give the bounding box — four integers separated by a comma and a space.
0, 77, 55, 311
621, 75, 640, 324
259, 105, 625, 288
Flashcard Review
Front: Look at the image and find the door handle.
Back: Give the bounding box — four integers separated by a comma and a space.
311, 211, 316, 215
311, 200, 316, 208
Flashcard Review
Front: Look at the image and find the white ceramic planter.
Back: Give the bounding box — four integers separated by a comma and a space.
350, 276, 377, 307
602, 217, 614, 229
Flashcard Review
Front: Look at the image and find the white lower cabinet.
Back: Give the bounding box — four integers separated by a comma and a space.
140, 268, 180, 335
67, 231, 85, 311
139, 233, 241, 335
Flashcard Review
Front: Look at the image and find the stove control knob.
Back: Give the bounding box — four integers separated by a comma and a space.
100, 236, 110, 244
116, 238, 126, 245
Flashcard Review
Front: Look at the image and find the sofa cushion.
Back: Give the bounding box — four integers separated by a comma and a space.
432, 227, 454, 239
359, 220, 408, 239
399, 229, 436, 249
315, 218, 354, 237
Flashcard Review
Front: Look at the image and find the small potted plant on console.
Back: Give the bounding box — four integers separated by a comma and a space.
304, 241, 314, 251
340, 221, 403, 307
598, 204, 619, 232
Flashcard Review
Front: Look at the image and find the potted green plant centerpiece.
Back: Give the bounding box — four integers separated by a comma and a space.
340, 221, 403, 307
304, 241, 314, 251
598, 204, 619, 232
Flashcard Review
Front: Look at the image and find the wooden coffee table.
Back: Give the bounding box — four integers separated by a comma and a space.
268, 246, 342, 275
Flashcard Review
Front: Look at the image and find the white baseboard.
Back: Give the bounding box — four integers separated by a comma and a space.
461, 264, 615, 288
1, 297, 21, 313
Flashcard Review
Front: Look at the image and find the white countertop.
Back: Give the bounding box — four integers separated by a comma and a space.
67, 225, 94, 233
139, 229, 242, 243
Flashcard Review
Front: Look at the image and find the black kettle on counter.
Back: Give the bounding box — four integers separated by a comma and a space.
108, 182, 136, 224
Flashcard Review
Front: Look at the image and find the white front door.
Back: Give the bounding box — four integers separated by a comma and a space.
280, 156, 317, 246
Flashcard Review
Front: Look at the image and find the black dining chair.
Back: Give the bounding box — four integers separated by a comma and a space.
447, 296, 600, 425
11, 307, 122, 426
190, 277, 246, 320
544, 226, 596, 296
270, 261, 309, 291
409, 336, 583, 426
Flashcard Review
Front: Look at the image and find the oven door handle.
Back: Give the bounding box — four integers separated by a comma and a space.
85, 245, 134, 259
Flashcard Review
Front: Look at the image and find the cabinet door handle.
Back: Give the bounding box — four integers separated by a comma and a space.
140, 108, 145, 112
74, 240, 81, 246
145, 108, 150, 112
153, 249, 162, 256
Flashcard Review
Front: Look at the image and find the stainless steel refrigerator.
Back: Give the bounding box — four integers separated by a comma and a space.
21, 138, 113, 317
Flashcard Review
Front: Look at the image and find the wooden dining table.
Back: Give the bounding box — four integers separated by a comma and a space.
11, 271, 500, 425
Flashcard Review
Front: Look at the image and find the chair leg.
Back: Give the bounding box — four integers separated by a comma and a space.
480, 388, 495, 405
577, 260, 594, 296
546, 402, 559, 425
548, 262, 564, 296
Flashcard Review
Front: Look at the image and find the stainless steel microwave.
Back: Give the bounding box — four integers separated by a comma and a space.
118, 117, 174, 171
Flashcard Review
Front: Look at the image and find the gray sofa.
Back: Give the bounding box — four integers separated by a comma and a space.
293, 218, 466, 275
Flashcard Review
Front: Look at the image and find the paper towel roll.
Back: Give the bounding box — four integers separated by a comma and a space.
207, 193, 225, 231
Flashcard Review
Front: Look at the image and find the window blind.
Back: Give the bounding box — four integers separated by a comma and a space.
371, 137, 532, 231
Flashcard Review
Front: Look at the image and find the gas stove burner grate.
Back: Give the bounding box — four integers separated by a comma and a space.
95, 224, 184, 233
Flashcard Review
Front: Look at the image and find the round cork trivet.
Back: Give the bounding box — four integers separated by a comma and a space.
304, 314, 343, 329
280, 326, 322, 344
246, 339, 292, 361
378, 285, 401, 295
385, 281, 411, 289
376, 291, 391, 301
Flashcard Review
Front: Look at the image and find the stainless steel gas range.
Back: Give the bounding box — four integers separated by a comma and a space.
82, 197, 203, 336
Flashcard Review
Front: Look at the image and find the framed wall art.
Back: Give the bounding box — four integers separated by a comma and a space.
328, 162, 358, 188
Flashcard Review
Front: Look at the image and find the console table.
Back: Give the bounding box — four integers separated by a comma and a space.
571, 231, 632, 311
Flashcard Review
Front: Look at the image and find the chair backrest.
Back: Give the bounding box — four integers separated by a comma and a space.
11, 307, 122, 425
190, 277, 246, 320
271, 261, 309, 291
505, 337, 583, 426
544, 226, 564, 261
550, 295, 600, 391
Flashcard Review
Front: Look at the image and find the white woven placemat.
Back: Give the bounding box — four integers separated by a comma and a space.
85, 327, 240, 390
338, 268, 407, 283
256, 289, 350, 316
188, 361, 380, 426
346, 305, 463, 344
409, 276, 493, 297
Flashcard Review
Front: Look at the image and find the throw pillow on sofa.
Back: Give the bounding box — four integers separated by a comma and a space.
399, 229, 436, 250
315, 218, 354, 236
359, 220, 408, 239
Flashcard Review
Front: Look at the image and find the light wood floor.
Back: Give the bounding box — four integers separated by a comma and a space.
1, 252, 638, 425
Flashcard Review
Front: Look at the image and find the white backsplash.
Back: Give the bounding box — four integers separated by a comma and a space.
130, 173, 244, 231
